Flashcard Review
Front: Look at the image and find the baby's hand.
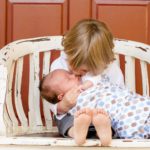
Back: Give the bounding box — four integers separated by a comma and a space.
78, 80, 93, 92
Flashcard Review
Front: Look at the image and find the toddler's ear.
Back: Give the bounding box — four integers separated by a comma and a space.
57, 93, 64, 101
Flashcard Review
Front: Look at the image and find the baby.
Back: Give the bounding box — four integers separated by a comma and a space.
40, 69, 150, 143
39, 69, 112, 146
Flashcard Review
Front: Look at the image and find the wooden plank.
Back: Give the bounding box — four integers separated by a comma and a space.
0, 145, 149, 150
42, 51, 58, 131
140, 61, 149, 96
0, 65, 7, 135
15, 58, 28, 128
33, 52, 43, 128
0, 136, 149, 147
125, 56, 135, 91
28, 54, 36, 128
114, 39, 150, 64
6, 62, 19, 134
28, 53, 43, 131
114, 54, 120, 67
42, 51, 52, 130
3, 105, 13, 135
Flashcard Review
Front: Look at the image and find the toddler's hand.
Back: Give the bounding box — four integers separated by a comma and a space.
78, 80, 93, 91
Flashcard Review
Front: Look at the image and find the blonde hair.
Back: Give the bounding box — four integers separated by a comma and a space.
62, 19, 114, 74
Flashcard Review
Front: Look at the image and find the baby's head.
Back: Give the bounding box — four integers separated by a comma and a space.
39, 69, 80, 104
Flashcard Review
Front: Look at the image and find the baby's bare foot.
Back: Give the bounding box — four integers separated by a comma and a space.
74, 108, 92, 145
92, 108, 112, 146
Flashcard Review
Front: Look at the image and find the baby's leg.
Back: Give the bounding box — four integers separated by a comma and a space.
92, 108, 112, 146
73, 108, 92, 145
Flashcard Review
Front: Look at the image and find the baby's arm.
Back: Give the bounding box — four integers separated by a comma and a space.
57, 81, 93, 115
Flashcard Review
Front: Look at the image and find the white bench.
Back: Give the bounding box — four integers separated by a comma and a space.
0, 36, 150, 147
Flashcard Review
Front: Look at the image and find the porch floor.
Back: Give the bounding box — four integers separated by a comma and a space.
0, 133, 149, 149
0, 145, 149, 150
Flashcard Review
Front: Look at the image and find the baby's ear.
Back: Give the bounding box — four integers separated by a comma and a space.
57, 93, 64, 101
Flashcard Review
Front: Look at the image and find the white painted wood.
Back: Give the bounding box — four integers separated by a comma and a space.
15, 58, 28, 128
125, 56, 135, 92
32, 52, 43, 128
114, 39, 150, 64
114, 54, 120, 67
42, 51, 58, 132
6, 62, 19, 135
43, 51, 51, 76
0, 65, 7, 136
28, 54, 35, 128
3, 105, 13, 135
0, 36, 63, 68
114, 39, 150, 94
42, 51, 53, 130
0, 136, 149, 147
140, 61, 149, 96
28, 53, 43, 131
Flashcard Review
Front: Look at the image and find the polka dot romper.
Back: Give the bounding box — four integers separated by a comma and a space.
69, 75, 150, 139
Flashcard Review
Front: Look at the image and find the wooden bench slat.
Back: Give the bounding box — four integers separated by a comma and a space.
42, 52, 53, 130
140, 61, 149, 96
125, 56, 135, 91
6, 62, 19, 128
15, 58, 28, 127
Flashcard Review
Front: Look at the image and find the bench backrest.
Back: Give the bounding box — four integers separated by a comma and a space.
0, 36, 150, 136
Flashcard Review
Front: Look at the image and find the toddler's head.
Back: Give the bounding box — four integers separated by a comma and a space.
62, 19, 114, 76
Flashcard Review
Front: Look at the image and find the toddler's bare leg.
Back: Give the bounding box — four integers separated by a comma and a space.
92, 108, 112, 146
73, 108, 92, 145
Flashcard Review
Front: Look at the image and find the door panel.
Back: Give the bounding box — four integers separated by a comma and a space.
0, 0, 6, 48
7, 0, 68, 43
69, 0, 92, 28
93, 0, 150, 43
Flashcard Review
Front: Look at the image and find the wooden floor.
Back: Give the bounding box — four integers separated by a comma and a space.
0, 145, 149, 150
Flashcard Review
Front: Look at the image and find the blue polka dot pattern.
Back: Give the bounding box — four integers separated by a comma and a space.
68, 75, 150, 139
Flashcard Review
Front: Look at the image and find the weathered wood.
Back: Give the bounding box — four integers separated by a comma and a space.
125, 56, 135, 91
114, 39, 150, 64
140, 61, 149, 96
0, 136, 149, 147
15, 58, 28, 129
6, 62, 19, 135
114, 54, 120, 67
42, 51, 53, 130
28, 53, 43, 131
114, 39, 150, 96
0, 65, 7, 135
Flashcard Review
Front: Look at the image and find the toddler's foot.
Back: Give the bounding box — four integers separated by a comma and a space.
92, 108, 112, 146
74, 108, 92, 145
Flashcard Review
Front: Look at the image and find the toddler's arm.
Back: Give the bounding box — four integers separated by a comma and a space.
78, 80, 93, 91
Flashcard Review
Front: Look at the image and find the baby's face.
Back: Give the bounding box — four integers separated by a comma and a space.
53, 70, 81, 94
